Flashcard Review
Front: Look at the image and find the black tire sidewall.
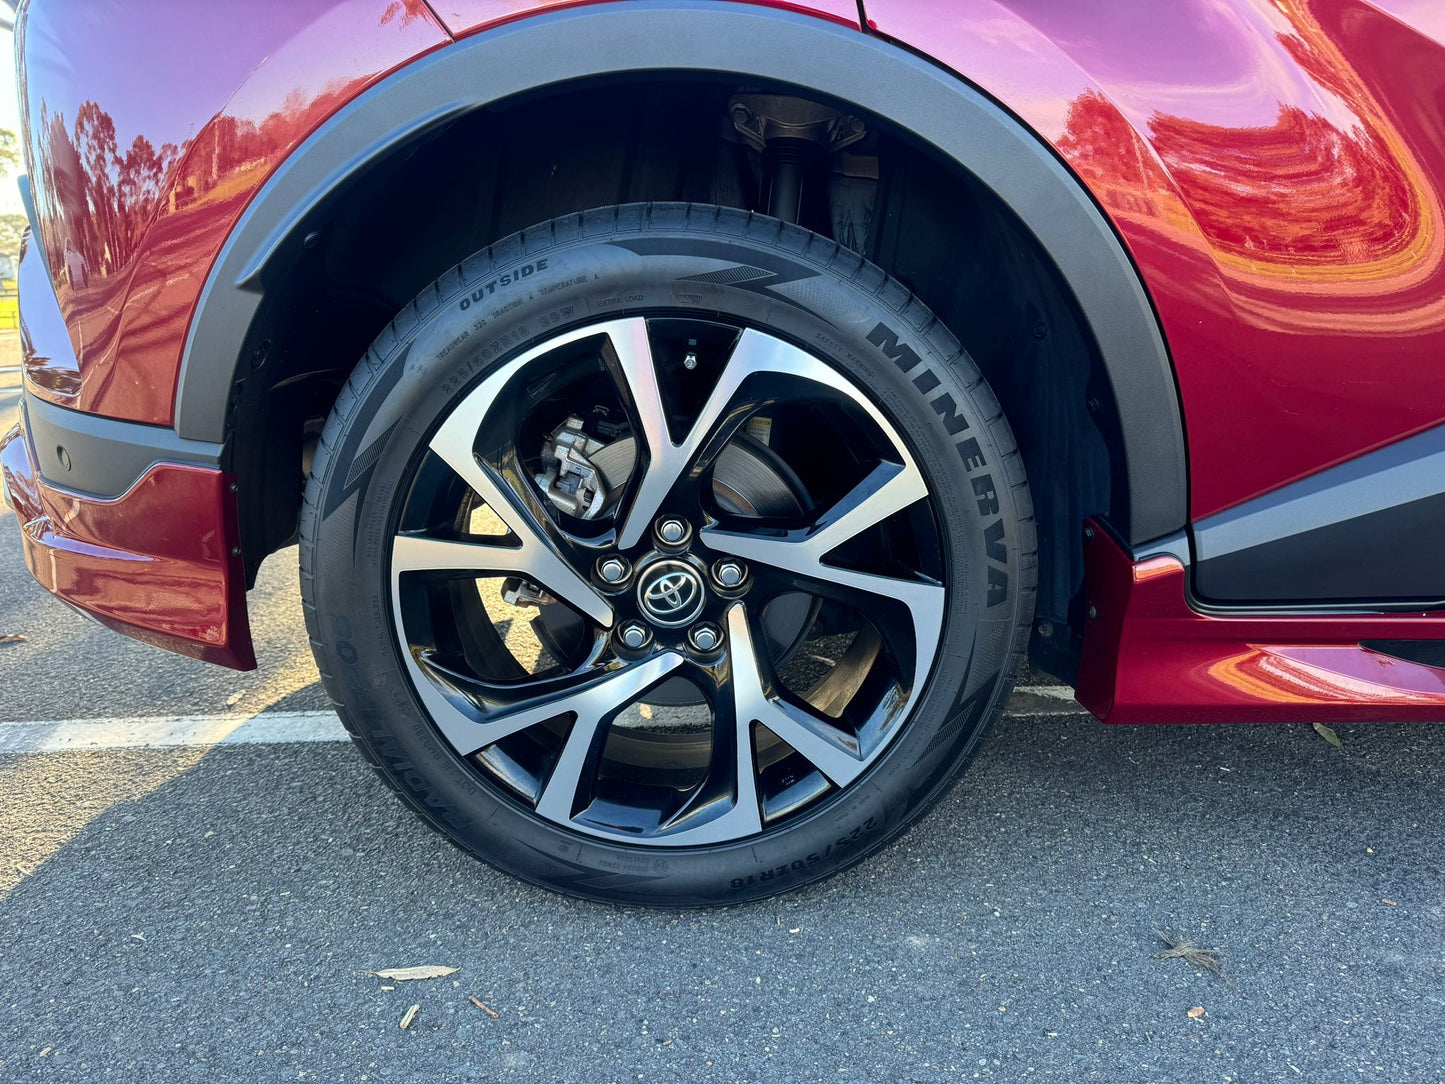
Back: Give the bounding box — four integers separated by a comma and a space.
303, 206, 1032, 906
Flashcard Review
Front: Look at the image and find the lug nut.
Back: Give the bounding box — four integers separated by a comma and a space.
597, 555, 631, 585
712, 559, 747, 590
655, 517, 691, 548
688, 622, 724, 653
616, 621, 652, 651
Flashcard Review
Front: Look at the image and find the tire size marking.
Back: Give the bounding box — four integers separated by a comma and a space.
457, 259, 549, 311
867, 322, 1010, 608
729, 817, 878, 889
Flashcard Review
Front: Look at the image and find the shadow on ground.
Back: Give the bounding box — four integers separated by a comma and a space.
1, 714, 1442, 1082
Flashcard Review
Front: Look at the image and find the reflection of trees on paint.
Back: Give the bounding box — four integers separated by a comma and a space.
1055, 37, 1415, 267
34, 80, 357, 288
1149, 104, 1411, 263
38, 100, 180, 284
379, 0, 434, 26
1055, 89, 1175, 223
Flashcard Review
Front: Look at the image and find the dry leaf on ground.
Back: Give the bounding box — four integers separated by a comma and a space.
0, 633, 28, 645
371, 966, 459, 982
1155, 930, 1230, 984
1187, 1006, 1206, 1019
1313, 722, 1343, 749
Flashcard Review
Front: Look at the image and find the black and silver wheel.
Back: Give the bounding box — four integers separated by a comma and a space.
301, 204, 1034, 905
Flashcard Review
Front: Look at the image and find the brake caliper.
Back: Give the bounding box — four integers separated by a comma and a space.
534, 414, 635, 520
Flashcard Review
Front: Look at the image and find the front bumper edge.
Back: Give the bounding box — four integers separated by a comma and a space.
1, 398, 256, 671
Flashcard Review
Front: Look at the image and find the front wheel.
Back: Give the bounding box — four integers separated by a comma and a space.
300, 204, 1035, 905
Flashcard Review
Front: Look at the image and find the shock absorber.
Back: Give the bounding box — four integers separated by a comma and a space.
761, 137, 821, 226
729, 94, 868, 228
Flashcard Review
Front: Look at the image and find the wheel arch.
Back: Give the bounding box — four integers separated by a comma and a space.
175, 0, 1187, 550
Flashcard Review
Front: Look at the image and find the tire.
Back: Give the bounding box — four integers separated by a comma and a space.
300, 203, 1035, 906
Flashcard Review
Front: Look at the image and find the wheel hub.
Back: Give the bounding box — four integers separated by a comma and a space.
636, 556, 707, 627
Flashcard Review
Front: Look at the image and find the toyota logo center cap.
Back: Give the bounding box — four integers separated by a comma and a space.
637, 560, 705, 627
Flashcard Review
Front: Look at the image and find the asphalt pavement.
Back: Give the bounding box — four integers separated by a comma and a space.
3, 356, 1445, 1081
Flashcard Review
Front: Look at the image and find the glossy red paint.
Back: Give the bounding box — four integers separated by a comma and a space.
0, 423, 254, 670
13, 0, 1445, 713
865, 0, 1445, 519
14, 0, 863, 429
430, 0, 861, 36
1077, 524, 1445, 724
26, 0, 1445, 519
16, 0, 449, 425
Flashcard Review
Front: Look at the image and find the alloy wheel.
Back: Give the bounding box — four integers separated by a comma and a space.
388, 316, 948, 847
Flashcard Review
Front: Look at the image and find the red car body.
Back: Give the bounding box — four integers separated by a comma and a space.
5, 0, 1445, 721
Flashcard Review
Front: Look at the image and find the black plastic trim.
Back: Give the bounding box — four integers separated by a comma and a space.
1111, 518, 1443, 616
1362, 640, 1445, 668
173, 0, 1188, 545
23, 388, 223, 499
1194, 422, 1445, 604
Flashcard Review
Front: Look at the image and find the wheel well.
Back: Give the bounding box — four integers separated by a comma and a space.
226, 77, 1120, 681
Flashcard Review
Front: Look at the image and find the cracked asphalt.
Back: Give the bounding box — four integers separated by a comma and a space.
5, 348, 1445, 1081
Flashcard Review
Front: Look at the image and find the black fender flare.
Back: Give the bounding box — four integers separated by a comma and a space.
174, 0, 1188, 544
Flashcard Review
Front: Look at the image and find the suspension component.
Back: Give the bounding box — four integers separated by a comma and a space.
729, 93, 867, 226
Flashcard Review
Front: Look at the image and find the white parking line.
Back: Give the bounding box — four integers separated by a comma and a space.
0, 687, 1088, 755
0, 711, 347, 754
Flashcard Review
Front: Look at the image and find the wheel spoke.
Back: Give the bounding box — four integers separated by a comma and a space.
701, 462, 944, 693
531, 651, 687, 822
427, 378, 612, 628
711, 627, 766, 838
603, 317, 670, 549
617, 328, 817, 548
392, 534, 527, 575
654, 645, 765, 843
419, 651, 685, 758
808, 460, 930, 556
725, 604, 866, 787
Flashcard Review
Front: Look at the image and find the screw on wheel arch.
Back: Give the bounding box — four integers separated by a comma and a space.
302, 204, 1034, 905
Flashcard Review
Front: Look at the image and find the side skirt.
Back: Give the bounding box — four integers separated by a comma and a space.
1077, 521, 1445, 724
